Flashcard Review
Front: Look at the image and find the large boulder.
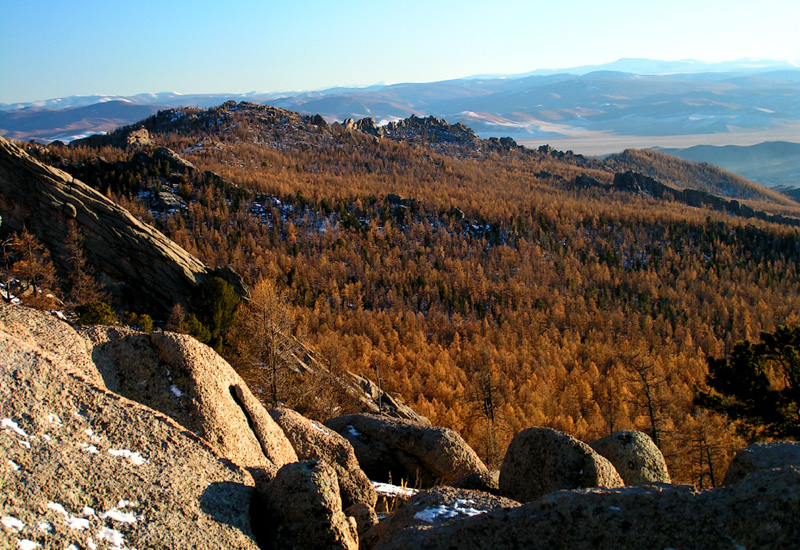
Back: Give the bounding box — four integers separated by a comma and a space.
374, 467, 800, 550
0, 301, 101, 386
0, 323, 260, 550
499, 427, 624, 502
364, 486, 519, 550
324, 414, 487, 487
0, 136, 245, 316
261, 460, 359, 550
591, 430, 671, 485
723, 441, 800, 485
82, 326, 297, 475
269, 407, 376, 508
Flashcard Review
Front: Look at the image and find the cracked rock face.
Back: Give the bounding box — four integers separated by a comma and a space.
0, 136, 244, 316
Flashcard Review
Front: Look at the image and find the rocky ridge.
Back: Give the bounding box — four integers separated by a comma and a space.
0, 136, 245, 316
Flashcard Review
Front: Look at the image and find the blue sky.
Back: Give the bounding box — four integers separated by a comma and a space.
1, 0, 799, 104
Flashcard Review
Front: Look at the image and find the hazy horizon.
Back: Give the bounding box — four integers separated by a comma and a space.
2, 0, 799, 104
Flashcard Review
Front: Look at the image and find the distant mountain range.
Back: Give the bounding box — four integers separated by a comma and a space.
1, 58, 798, 185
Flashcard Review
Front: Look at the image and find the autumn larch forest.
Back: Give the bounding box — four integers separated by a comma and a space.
16, 101, 800, 487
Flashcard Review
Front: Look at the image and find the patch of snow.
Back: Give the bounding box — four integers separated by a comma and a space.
8, 459, 20, 471
2, 515, 25, 532
86, 537, 98, 550
64, 516, 90, 530
372, 481, 418, 497
82, 507, 96, 517
100, 508, 137, 524
97, 526, 126, 547
609, 505, 621, 511
37, 522, 52, 532
81, 444, 99, 454
310, 422, 327, 433
108, 449, 147, 465
84, 428, 101, 443
19, 441, 30, 449
413, 499, 486, 523
42, 434, 51, 441
48, 414, 61, 425
170, 385, 184, 398
117, 500, 131, 508
17, 540, 40, 550
67, 545, 80, 550
2, 418, 29, 438
346, 425, 361, 437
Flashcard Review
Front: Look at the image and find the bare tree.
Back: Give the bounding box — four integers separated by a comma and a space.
232, 278, 297, 407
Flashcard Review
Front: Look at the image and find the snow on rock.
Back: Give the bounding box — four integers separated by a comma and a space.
8, 459, 20, 471
170, 385, 184, 398
81, 444, 99, 454
17, 540, 40, 550
97, 526, 127, 547
64, 516, 90, 530
100, 507, 137, 524
37, 521, 53, 532
346, 425, 361, 437
2, 418, 29, 438
413, 499, 487, 523
372, 481, 418, 498
108, 449, 147, 465
2, 515, 25, 532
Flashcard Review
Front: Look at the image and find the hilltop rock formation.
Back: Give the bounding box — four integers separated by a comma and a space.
0, 136, 245, 316
374, 467, 800, 550
499, 427, 624, 502
324, 414, 487, 487
591, 430, 671, 485
0, 304, 260, 550
723, 441, 800, 486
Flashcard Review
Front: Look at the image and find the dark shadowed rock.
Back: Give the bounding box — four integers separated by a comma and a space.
0, 136, 245, 316
450, 470, 501, 495
324, 414, 487, 488
365, 486, 519, 550
269, 407, 376, 508
262, 460, 358, 550
591, 430, 671, 485
499, 427, 623, 502
375, 467, 800, 550
344, 502, 379, 543
723, 441, 800, 485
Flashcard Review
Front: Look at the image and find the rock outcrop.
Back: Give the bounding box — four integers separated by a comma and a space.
0, 136, 245, 316
374, 467, 800, 550
260, 460, 359, 550
499, 427, 624, 502
324, 414, 488, 487
591, 430, 671, 485
269, 407, 376, 508
82, 325, 297, 476
0, 307, 260, 549
723, 440, 800, 485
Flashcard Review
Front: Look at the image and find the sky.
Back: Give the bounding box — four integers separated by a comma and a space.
2, 0, 799, 104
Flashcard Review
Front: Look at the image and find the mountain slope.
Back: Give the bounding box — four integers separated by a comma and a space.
602, 148, 798, 206
658, 141, 800, 187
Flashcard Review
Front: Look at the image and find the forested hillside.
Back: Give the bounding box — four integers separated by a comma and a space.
24, 101, 800, 486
